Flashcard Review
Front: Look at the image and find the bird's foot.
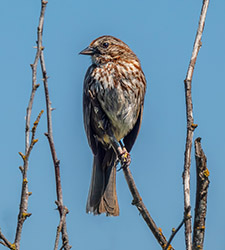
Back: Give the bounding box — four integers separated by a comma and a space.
117, 148, 131, 171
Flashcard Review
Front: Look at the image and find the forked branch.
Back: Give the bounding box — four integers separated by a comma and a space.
182, 1, 209, 249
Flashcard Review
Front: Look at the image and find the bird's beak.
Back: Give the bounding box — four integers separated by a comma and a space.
79, 46, 95, 55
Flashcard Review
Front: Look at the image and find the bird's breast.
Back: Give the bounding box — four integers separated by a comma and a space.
90, 61, 145, 141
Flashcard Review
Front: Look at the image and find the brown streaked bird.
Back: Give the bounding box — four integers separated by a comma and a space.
80, 35, 146, 216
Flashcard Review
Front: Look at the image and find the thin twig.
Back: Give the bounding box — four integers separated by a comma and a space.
89, 92, 174, 250
164, 215, 187, 250
25, 0, 47, 153
192, 138, 209, 250
12, 3, 48, 248
182, 1, 209, 249
0, 230, 13, 249
14, 111, 43, 250
38, 2, 71, 248
41, 55, 71, 249
54, 202, 69, 250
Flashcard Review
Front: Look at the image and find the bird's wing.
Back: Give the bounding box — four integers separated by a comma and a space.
123, 104, 144, 152
83, 65, 98, 155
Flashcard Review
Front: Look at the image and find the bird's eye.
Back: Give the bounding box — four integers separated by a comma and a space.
102, 42, 109, 48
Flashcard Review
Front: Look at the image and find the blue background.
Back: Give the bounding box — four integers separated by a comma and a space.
0, 0, 224, 249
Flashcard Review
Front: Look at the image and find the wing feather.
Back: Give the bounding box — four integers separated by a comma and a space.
83, 65, 98, 155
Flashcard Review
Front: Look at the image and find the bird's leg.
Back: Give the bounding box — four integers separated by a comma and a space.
108, 135, 131, 170
119, 140, 124, 148
118, 140, 131, 167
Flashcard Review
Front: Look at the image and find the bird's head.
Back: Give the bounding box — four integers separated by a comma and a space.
79, 35, 137, 65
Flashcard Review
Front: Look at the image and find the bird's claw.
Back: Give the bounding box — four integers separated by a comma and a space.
117, 148, 131, 171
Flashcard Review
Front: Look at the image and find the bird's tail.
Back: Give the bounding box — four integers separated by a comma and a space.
86, 147, 119, 216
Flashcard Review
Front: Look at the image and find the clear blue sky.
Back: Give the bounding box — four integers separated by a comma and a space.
0, 1, 224, 249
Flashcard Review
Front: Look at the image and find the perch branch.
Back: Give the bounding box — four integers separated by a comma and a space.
182, 1, 209, 249
89, 91, 174, 250
122, 165, 173, 250
192, 138, 209, 250
38, 2, 71, 248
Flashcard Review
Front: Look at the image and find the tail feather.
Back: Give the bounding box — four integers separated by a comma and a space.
86, 147, 119, 216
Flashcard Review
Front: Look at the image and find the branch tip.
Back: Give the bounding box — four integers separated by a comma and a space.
22, 212, 32, 219
18, 152, 26, 161
55, 200, 61, 207
34, 84, 40, 90
196, 137, 201, 143
191, 123, 198, 129
33, 139, 39, 144
19, 166, 24, 173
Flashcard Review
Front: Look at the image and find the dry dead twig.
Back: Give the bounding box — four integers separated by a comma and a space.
38, 1, 71, 249
0, 2, 47, 249
182, 1, 210, 249
54, 202, 69, 250
193, 138, 209, 249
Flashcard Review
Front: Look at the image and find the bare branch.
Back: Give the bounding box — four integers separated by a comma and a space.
164, 208, 192, 250
14, 110, 43, 250
193, 138, 209, 250
0, 230, 14, 250
182, 1, 209, 249
54, 202, 69, 250
122, 166, 173, 250
41, 55, 71, 250
38, 2, 71, 248
0, 2, 47, 249
25, 0, 47, 154
12, 2, 48, 247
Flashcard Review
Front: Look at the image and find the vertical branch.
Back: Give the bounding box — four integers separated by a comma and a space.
193, 138, 209, 250
182, 1, 210, 250
25, 0, 46, 154
14, 111, 43, 250
12, 2, 48, 249
40, 49, 71, 250
0, 2, 47, 249
54, 204, 69, 250
38, 2, 71, 249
